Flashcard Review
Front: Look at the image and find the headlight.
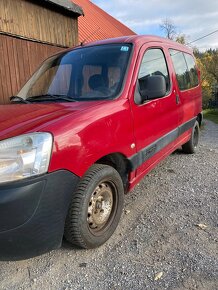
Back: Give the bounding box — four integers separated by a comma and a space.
0, 133, 53, 183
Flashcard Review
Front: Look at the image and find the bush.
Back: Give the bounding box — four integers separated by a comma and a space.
203, 109, 218, 124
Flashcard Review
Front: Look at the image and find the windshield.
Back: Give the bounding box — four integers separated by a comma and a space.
17, 44, 132, 102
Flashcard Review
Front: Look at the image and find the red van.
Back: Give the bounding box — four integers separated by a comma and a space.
0, 35, 202, 260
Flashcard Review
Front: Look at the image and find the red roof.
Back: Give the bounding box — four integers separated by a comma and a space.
71, 0, 136, 43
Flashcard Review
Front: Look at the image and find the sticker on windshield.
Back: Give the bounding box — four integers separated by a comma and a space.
120, 46, 129, 52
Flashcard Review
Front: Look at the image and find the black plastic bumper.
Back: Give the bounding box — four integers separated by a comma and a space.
0, 170, 79, 261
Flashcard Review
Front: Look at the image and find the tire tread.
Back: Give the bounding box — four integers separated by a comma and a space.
64, 164, 124, 249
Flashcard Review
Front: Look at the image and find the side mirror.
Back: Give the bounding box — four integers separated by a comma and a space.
138, 75, 166, 101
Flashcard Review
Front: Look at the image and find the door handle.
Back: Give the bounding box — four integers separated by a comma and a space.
176, 94, 180, 104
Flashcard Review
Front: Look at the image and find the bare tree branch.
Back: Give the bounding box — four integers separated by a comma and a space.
160, 18, 177, 40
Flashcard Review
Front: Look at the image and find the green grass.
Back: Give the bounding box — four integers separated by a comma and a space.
203, 109, 218, 124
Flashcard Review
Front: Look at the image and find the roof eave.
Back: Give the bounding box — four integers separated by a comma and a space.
42, 0, 84, 16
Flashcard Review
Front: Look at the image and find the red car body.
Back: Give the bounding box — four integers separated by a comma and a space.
0, 36, 202, 260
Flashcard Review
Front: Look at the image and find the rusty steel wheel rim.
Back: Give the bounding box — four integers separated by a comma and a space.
87, 182, 115, 232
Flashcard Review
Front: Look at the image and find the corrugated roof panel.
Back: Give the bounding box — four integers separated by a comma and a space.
71, 0, 136, 43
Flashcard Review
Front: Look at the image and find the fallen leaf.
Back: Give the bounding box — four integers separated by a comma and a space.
79, 263, 87, 268
154, 271, 163, 281
167, 168, 175, 173
196, 223, 207, 230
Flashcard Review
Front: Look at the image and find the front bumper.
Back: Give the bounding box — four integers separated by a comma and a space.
0, 170, 79, 260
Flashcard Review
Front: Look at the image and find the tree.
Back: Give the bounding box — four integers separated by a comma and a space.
160, 18, 177, 40
196, 50, 218, 108
159, 18, 189, 44
176, 34, 187, 44
196, 57, 214, 108
204, 50, 218, 83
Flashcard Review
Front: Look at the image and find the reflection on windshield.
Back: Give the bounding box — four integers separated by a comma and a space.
18, 44, 132, 102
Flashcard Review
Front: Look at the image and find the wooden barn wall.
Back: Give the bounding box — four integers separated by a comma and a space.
0, 34, 65, 104
0, 0, 78, 47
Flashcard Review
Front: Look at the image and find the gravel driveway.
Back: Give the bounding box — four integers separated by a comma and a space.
0, 120, 217, 290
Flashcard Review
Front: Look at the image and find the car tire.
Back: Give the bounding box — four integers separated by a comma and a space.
182, 120, 200, 154
64, 164, 124, 249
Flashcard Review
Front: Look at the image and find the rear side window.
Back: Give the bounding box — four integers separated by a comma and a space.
139, 48, 170, 92
170, 49, 199, 90
184, 53, 199, 88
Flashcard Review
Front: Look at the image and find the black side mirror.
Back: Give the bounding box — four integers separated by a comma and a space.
138, 75, 166, 102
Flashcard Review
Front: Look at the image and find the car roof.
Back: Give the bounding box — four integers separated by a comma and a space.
82, 35, 193, 54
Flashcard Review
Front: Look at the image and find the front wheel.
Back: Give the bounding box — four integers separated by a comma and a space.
182, 120, 200, 154
64, 164, 124, 249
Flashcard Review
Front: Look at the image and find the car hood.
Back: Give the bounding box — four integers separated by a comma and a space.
0, 101, 104, 140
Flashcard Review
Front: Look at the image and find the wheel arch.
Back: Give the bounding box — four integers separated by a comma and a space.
95, 152, 131, 193
197, 112, 203, 126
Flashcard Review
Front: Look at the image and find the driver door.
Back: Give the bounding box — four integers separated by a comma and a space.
129, 44, 180, 176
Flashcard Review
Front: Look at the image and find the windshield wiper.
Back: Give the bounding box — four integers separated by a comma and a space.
10, 96, 30, 104
26, 94, 77, 102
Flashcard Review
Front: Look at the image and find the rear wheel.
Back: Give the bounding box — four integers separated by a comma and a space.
64, 164, 124, 249
182, 121, 200, 154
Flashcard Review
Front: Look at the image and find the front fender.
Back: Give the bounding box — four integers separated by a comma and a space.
47, 99, 136, 177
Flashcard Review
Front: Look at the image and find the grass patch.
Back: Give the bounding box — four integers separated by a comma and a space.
203, 109, 218, 124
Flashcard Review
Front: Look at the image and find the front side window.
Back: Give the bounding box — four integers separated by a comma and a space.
138, 48, 170, 92
18, 44, 132, 102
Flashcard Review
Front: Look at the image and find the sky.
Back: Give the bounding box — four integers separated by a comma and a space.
92, 0, 218, 51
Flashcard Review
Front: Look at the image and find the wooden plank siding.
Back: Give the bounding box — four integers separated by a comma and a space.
0, 0, 78, 47
0, 34, 65, 104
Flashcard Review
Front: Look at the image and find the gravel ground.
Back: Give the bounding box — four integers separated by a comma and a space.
0, 120, 217, 290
